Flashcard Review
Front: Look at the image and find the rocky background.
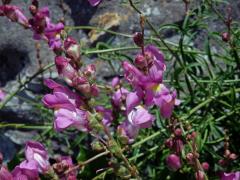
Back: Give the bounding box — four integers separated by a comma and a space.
0, 0, 239, 162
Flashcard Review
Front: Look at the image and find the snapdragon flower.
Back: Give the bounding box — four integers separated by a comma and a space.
43, 79, 90, 132
25, 141, 50, 173
220, 172, 240, 180
12, 160, 39, 180
0, 5, 29, 27
0, 166, 12, 180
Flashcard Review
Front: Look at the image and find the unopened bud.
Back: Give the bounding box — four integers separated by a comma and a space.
135, 54, 146, 69
111, 77, 120, 88
165, 138, 173, 149
174, 128, 182, 137
84, 64, 96, 77
191, 131, 197, 139
133, 32, 144, 47
29, 5, 37, 15
166, 154, 181, 171
224, 150, 231, 158
195, 170, 205, 180
229, 153, 237, 160
91, 141, 104, 152
201, 162, 209, 171
221, 32, 230, 42
218, 159, 226, 167
186, 153, 194, 164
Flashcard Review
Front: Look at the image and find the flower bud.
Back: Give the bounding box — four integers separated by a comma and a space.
165, 138, 173, 149
218, 159, 226, 167
166, 154, 181, 171
91, 141, 104, 152
186, 153, 194, 164
201, 162, 209, 171
64, 36, 81, 63
135, 54, 146, 69
191, 131, 197, 139
111, 77, 120, 88
0, 166, 12, 179
195, 170, 205, 180
84, 64, 96, 77
224, 150, 231, 158
221, 32, 230, 42
174, 128, 182, 137
229, 153, 237, 160
29, 5, 37, 15
133, 32, 143, 47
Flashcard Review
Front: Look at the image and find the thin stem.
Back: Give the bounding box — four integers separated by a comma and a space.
0, 63, 54, 109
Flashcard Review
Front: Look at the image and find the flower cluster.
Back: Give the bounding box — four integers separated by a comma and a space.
0, 141, 49, 179
0, 141, 76, 180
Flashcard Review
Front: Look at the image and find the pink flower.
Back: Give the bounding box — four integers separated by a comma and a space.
112, 87, 129, 108
25, 141, 50, 173
126, 91, 142, 113
29, 7, 64, 49
42, 79, 83, 110
122, 61, 146, 88
166, 154, 181, 171
0, 5, 29, 27
111, 77, 120, 88
55, 56, 77, 86
12, 160, 39, 180
220, 172, 240, 180
127, 105, 155, 128
88, 0, 102, 6
95, 106, 113, 127
145, 84, 180, 118
117, 120, 139, 144
54, 108, 90, 132
58, 156, 77, 180
195, 171, 205, 180
64, 36, 81, 63
0, 89, 6, 101
0, 166, 12, 180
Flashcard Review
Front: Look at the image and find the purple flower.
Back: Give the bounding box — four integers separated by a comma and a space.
88, 0, 102, 6
30, 7, 64, 49
42, 79, 83, 110
220, 172, 240, 180
166, 154, 181, 171
64, 36, 81, 63
111, 77, 120, 88
117, 120, 139, 144
122, 61, 146, 88
0, 166, 12, 180
58, 156, 77, 180
54, 108, 90, 132
145, 84, 180, 118
126, 91, 142, 113
112, 87, 129, 108
25, 141, 50, 173
0, 5, 29, 28
0, 89, 6, 101
95, 106, 113, 127
55, 56, 77, 86
127, 105, 155, 128
12, 160, 39, 180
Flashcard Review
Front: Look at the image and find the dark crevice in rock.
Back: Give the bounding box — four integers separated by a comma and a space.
64, 0, 97, 33
0, 46, 29, 86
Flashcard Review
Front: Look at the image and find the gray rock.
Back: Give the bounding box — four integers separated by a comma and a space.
0, 134, 16, 163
